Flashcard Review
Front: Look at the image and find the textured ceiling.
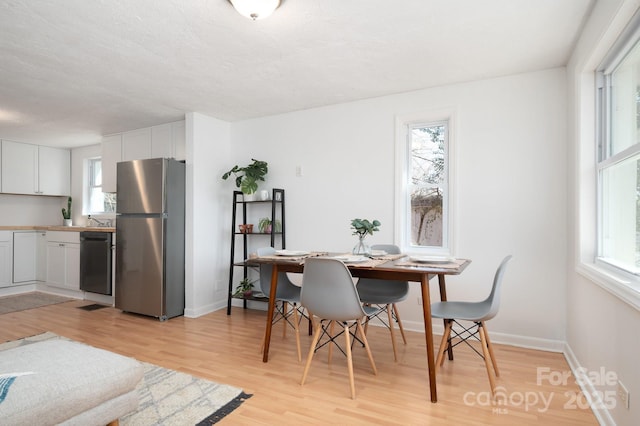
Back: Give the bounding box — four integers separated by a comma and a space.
0, 0, 593, 148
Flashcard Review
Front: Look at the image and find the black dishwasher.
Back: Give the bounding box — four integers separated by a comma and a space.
80, 232, 113, 295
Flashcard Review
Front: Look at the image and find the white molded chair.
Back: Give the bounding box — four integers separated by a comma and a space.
257, 246, 305, 362
300, 257, 382, 399
356, 244, 409, 361
431, 255, 512, 395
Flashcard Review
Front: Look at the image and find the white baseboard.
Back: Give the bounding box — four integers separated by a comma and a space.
401, 319, 566, 353
563, 343, 615, 426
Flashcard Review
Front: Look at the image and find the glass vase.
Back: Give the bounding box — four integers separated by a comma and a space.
352, 234, 371, 255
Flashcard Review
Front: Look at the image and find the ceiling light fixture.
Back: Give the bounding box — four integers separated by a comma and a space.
228, 0, 282, 21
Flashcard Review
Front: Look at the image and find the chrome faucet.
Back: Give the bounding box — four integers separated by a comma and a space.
88, 215, 112, 227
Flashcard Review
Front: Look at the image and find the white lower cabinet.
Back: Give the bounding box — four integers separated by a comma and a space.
46, 231, 80, 290
36, 231, 47, 282
0, 231, 12, 288
12, 231, 37, 283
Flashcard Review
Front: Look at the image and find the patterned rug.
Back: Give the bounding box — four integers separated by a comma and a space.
0, 292, 72, 315
0, 332, 251, 425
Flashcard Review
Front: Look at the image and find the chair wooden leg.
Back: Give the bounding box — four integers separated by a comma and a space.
386, 304, 398, 361
293, 305, 302, 362
356, 319, 377, 376
301, 318, 324, 386
435, 320, 452, 372
392, 303, 407, 344
344, 322, 356, 399
481, 321, 499, 377
478, 323, 496, 395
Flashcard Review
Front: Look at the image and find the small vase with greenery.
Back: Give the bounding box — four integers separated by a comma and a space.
350, 218, 381, 255
222, 159, 268, 198
61, 197, 72, 226
258, 217, 282, 233
233, 277, 256, 298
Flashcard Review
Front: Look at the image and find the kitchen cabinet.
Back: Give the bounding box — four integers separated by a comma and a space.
36, 231, 47, 282
101, 120, 185, 193
151, 121, 186, 160
38, 146, 71, 196
46, 231, 80, 291
0, 231, 12, 288
122, 128, 152, 161
0, 140, 70, 196
13, 231, 37, 283
101, 134, 122, 194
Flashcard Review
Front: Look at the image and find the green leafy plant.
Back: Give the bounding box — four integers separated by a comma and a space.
258, 217, 282, 233
233, 277, 256, 297
61, 197, 72, 220
222, 159, 268, 195
350, 218, 381, 237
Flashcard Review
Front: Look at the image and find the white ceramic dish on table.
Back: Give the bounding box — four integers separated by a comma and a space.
409, 255, 455, 264
274, 250, 310, 256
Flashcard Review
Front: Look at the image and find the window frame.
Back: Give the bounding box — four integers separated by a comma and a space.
579, 9, 640, 311
84, 157, 116, 217
395, 109, 456, 255
595, 17, 640, 279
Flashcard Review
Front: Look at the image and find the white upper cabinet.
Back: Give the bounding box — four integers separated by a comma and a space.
101, 120, 185, 193
122, 128, 152, 161
151, 121, 186, 160
38, 146, 70, 196
1, 140, 37, 194
0, 140, 69, 196
101, 134, 122, 194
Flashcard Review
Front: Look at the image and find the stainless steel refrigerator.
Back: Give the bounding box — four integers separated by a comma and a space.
115, 158, 185, 320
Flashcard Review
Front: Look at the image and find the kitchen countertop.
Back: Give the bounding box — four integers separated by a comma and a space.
0, 225, 115, 233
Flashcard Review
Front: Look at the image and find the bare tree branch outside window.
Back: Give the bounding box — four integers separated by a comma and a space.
410, 125, 445, 246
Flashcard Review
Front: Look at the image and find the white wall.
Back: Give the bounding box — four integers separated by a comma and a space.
184, 112, 232, 317
227, 68, 568, 349
567, 1, 640, 425
0, 193, 63, 225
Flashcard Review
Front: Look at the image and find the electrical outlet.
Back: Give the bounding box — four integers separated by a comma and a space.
417, 297, 422, 306
296, 165, 303, 177
617, 380, 630, 409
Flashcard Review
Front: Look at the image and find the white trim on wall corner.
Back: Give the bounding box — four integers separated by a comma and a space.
563, 343, 616, 426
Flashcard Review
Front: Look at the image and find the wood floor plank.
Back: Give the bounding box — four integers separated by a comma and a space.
0, 300, 598, 425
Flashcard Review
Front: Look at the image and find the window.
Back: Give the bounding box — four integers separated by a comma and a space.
86, 158, 116, 214
596, 24, 640, 277
396, 112, 453, 254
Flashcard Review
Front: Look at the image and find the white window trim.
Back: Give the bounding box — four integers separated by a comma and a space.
394, 107, 457, 255
575, 8, 640, 312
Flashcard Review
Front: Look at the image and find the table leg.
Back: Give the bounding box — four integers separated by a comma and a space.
420, 274, 438, 403
438, 274, 454, 361
262, 265, 279, 362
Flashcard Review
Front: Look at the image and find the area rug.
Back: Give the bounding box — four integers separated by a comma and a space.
0, 332, 252, 425
0, 292, 72, 315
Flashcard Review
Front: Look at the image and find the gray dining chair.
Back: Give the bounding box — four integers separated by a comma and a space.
257, 246, 305, 362
300, 257, 382, 399
356, 244, 408, 361
431, 255, 512, 395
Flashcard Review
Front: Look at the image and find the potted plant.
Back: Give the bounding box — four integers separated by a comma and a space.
233, 277, 256, 298
258, 217, 282, 233
222, 159, 268, 200
350, 218, 381, 255
61, 197, 72, 226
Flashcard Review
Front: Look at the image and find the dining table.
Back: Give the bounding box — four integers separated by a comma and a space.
246, 251, 471, 403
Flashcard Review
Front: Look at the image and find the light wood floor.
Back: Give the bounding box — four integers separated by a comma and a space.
0, 299, 598, 425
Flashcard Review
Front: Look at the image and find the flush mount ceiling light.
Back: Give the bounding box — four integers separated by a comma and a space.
228, 0, 282, 21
